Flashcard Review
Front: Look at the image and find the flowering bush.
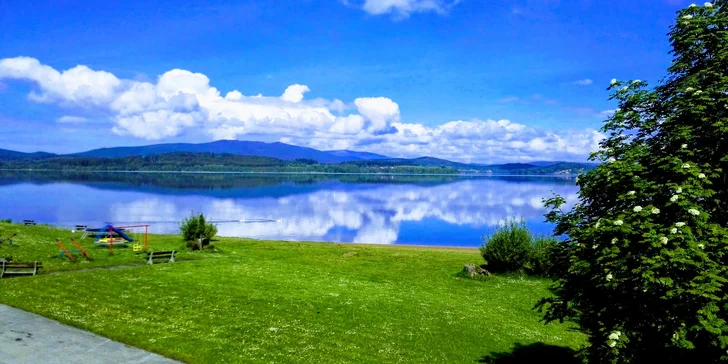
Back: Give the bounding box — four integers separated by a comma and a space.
538, 2, 728, 363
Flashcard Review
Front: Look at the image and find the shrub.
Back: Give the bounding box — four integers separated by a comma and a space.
0, 219, 11, 224
539, 3, 728, 362
524, 235, 558, 276
480, 218, 532, 273
180, 213, 218, 247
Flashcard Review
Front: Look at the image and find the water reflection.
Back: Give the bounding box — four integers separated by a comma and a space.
0, 172, 578, 247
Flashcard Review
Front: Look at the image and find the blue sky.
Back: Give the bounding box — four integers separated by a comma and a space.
0, 0, 695, 162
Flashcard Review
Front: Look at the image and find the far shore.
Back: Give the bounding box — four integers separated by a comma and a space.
0, 168, 579, 178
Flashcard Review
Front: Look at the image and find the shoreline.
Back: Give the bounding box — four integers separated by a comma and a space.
0, 221, 480, 250
0, 168, 579, 178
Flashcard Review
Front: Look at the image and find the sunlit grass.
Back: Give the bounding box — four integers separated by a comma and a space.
0, 223, 585, 363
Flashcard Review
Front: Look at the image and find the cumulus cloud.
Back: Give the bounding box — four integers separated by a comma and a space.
280, 84, 310, 103
0, 57, 120, 106
359, 0, 459, 17
0, 56, 604, 163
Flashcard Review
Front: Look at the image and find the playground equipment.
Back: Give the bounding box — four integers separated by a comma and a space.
90, 223, 149, 254
57, 240, 94, 261
0, 233, 16, 246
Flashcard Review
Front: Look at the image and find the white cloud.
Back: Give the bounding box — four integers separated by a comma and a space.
600, 109, 617, 117
574, 79, 593, 86
0, 56, 604, 163
280, 84, 310, 103
360, 0, 459, 17
0, 57, 120, 106
57, 115, 89, 124
353, 97, 400, 133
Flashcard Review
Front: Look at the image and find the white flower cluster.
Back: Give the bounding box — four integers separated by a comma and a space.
612, 238, 618, 245
628, 190, 636, 195
652, 208, 660, 214
607, 273, 614, 281
671, 228, 678, 234
671, 195, 679, 202
683, 15, 694, 20
681, 144, 688, 149
698, 243, 705, 249
698, 173, 706, 179
689, 209, 700, 216
607, 331, 621, 348
611, 78, 617, 86
705, 2, 713, 7
682, 163, 691, 169
614, 220, 624, 226
661, 236, 669, 245
634, 206, 643, 212
676, 187, 683, 194
676, 222, 686, 227
695, 90, 703, 95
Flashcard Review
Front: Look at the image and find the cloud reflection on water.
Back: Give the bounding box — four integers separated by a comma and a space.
101, 178, 579, 246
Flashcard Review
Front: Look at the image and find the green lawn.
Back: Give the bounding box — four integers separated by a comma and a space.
0, 223, 585, 363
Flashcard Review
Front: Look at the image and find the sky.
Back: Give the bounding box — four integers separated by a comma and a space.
0, 0, 698, 163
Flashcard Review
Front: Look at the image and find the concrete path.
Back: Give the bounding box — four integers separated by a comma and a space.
0, 304, 180, 364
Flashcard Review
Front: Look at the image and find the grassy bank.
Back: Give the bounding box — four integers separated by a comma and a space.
0, 223, 585, 363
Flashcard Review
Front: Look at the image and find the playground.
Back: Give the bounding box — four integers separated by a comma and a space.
0, 222, 206, 273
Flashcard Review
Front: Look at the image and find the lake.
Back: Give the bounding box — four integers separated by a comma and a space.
0, 171, 579, 247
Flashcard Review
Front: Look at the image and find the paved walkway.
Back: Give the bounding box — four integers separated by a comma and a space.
0, 304, 179, 364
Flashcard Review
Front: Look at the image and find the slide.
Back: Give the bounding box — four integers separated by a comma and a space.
112, 227, 135, 242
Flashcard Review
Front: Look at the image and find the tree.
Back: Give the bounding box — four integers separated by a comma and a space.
180, 213, 218, 247
539, 2, 728, 363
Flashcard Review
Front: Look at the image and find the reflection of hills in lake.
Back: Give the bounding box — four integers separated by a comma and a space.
0, 171, 578, 247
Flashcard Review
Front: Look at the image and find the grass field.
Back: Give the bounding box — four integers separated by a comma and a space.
0, 222, 585, 363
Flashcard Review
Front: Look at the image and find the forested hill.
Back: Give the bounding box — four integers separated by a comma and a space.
0, 152, 459, 174
0, 151, 595, 175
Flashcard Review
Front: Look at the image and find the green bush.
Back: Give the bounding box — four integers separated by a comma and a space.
0, 219, 11, 224
180, 213, 218, 248
539, 2, 728, 362
480, 218, 532, 273
524, 235, 558, 276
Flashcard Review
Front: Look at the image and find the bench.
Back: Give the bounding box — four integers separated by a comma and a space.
1, 261, 42, 278
146, 250, 176, 265
23, 220, 36, 226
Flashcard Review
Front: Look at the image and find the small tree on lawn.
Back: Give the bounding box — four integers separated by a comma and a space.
180, 213, 218, 248
540, 2, 728, 363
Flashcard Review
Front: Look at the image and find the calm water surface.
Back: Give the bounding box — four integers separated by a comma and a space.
0, 172, 579, 247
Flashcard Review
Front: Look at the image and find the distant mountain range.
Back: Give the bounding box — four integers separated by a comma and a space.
0, 140, 597, 174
